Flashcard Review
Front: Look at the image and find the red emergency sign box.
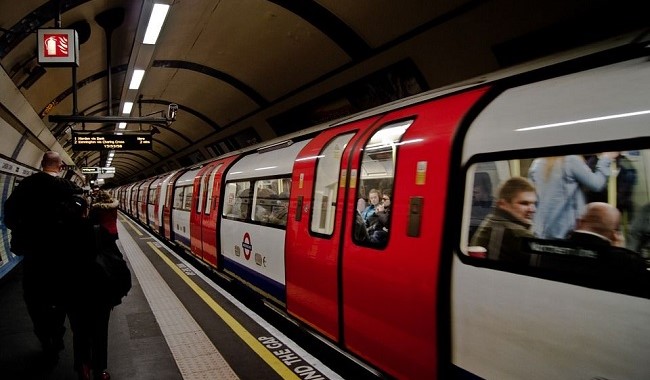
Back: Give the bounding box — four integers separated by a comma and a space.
37, 29, 79, 66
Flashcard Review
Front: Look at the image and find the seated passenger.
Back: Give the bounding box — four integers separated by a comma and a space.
361, 189, 381, 225
269, 192, 289, 226
254, 187, 276, 222
367, 191, 391, 244
567, 202, 627, 248
566, 202, 647, 276
354, 209, 370, 242
470, 177, 536, 264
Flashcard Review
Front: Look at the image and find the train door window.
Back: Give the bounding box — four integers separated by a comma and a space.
223, 181, 251, 219
183, 186, 193, 210
353, 120, 413, 246
204, 164, 223, 214
173, 187, 184, 209
253, 177, 291, 226
461, 148, 650, 297
148, 187, 156, 205
196, 174, 206, 214
310, 133, 354, 235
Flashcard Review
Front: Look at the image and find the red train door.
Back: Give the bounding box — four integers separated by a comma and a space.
340, 88, 488, 379
201, 156, 238, 268
285, 116, 383, 342
190, 163, 217, 261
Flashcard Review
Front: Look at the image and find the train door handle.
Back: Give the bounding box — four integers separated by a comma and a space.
407, 196, 423, 237
295, 196, 303, 221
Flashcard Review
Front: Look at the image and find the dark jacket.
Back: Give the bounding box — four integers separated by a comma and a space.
4, 171, 84, 300
470, 207, 533, 264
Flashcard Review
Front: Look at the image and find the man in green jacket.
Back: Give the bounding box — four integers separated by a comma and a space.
470, 177, 537, 264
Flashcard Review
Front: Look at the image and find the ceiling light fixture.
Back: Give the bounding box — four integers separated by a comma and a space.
129, 69, 145, 89
143, 3, 170, 45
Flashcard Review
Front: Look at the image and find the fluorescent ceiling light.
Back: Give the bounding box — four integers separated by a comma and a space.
122, 102, 133, 114
143, 4, 170, 45
118, 122, 127, 129
108, 152, 115, 157
515, 110, 650, 132
129, 69, 145, 89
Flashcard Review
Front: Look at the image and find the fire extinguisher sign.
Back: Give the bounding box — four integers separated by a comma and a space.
37, 29, 79, 66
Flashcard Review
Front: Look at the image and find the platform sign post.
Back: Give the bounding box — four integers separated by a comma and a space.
37, 29, 79, 67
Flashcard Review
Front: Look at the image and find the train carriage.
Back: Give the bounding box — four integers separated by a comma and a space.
115, 38, 650, 380
220, 140, 310, 303
450, 54, 650, 379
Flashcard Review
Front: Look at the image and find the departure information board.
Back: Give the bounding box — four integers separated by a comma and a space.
72, 132, 153, 151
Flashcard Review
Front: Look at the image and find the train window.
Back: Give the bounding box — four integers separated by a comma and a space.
138, 187, 145, 202
183, 186, 193, 210
461, 149, 650, 295
250, 178, 291, 226
196, 175, 205, 214
148, 187, 156, 205
204, 164, 223, 214
223, 181, 251, 219
353, 120, 412, 246
310, 133, 354, 235
173, 187, 184, 209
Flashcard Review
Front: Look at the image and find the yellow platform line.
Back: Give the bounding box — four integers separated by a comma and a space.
119, 215, 143, 236
146, 241, 300, 380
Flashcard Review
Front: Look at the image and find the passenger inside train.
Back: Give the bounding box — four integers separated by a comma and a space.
464, 148, 650, 294
469, 177, 536, 264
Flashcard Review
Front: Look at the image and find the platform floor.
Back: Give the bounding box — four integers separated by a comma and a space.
0, 215, 373, 380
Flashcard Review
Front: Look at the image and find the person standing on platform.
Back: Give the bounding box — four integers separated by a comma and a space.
3, 151, 82, 362
67, 190, 121, 380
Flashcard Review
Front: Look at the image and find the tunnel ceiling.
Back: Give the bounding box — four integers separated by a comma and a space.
0, 0, 646, 185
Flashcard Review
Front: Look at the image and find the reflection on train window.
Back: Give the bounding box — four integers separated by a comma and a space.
223, 181, 251, 219
462, 149, 650, 295
252, 177, 291, 226
311, 133, 354, 235
183, 186, 193, 210
353, 120, 412, 246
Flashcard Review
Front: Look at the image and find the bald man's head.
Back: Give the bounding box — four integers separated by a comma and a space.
577, 202, 621, 243
41, 151, 62, 173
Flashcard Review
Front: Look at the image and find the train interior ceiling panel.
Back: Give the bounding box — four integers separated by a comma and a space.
1, 1, 649, 379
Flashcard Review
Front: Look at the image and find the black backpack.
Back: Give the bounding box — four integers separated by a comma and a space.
93, 227, 132, 306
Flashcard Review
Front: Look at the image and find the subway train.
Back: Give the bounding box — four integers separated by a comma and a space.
114, 35, 650, 379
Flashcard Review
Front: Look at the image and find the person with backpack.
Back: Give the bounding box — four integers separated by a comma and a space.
3, 151, 83, 363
